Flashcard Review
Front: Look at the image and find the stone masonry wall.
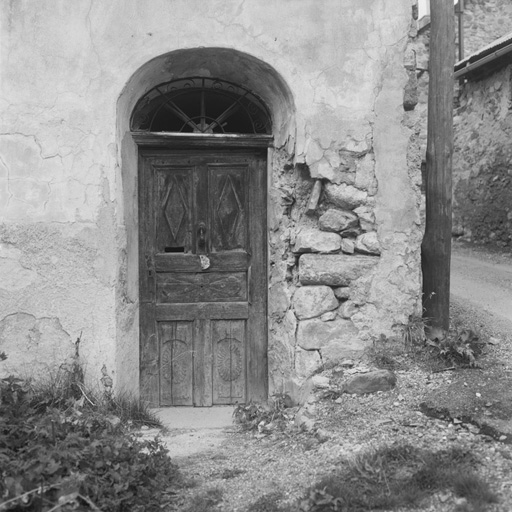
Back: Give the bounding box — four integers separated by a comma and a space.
452, 65, 512, 246
463, 0, 512, 56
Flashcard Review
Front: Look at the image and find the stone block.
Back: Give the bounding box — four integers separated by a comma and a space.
354, 153, 376, 192
319, 209, 359, 233
324, 182, 368, 210
295, 347, 322, 380
354, 232, 381, 255
320, 338, 368, 362
311, 375, 330, 389
268, 282, 290, 320
333, 286, 350, 300
341, 238, 355, 254
293, 285, 338, 320
297, 317, 358, 351
294, 228, 341, 254
403, 69, 418, 111
299, 254, 379, 286
343, 370, 397, 395
354, 206, 376, 232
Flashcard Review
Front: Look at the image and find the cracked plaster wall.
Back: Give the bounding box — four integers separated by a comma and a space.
1, 0, 422, 398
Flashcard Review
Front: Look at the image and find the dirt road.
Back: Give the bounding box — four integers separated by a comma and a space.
450, 242, 512, 337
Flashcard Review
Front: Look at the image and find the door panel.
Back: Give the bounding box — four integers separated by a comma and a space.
157, 272, 247, 303
212, 320, 246, 405
155, 168, 193, 252
139, 149, 267, 406
159, 321, 193, 406
210, 167, 248, 251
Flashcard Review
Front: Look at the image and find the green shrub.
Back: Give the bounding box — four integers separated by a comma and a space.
426, 328, 484, 368
0, 406, 178, 511
0, 351, 176, 511
233, 394, 295, 433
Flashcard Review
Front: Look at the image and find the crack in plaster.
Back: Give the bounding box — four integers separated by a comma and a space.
0, 152, 13, 207
0, 132, 63, 161
86, 0, 101, 68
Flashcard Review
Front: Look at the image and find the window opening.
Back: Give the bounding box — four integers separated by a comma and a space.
131, 77, 271, 134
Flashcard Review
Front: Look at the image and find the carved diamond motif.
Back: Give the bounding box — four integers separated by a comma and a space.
163, 177, 187, 243
216, 175, 242, 241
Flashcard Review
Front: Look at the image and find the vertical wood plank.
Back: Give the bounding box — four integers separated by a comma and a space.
230, 321, 246, 402
195, 162, 209, 254
159, 321, 193, 406
193, 319, 213, 406
138, 153, 156, 302
212, 320, 246, 404
139, 303, 159, 406
139, 153, 158, 406
247, 153, 268, 402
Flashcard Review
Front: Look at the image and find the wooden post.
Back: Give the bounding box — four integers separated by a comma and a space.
421, 0, 455, 334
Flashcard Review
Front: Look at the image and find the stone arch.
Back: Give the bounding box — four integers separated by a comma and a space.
115, 48, 296, 396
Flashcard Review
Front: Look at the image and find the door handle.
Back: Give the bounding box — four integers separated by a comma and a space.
197, 222, 207, 249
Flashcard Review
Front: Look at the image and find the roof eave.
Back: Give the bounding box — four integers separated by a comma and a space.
454, 43, 512, 79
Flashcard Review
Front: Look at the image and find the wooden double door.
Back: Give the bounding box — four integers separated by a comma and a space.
139, 148, 267, 406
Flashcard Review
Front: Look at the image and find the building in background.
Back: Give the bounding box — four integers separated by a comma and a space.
413, 0, 512, 247
453, 34, 512, 247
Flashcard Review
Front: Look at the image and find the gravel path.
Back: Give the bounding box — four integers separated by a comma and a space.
153, 241, 512, 512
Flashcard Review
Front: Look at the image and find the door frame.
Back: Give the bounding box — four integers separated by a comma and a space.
134, 132, 273, 405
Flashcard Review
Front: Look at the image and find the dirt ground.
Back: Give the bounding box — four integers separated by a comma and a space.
145, 241, 512, 512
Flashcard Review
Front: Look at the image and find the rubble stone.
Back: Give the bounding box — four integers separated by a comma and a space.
295, 347, 322, 380
299, 254, 379, 286
311, 375, 330, 388
354, 232, 381, 255
319, 209, 359, 233
297, 317, 358, 351
333, 286, 351, 300
341, 238, 355, 254
293, 285, 338, 320
324, 182, 368, 210
343, 369, 397, 395
354, 205, 376, 232
294, 229, 341, 254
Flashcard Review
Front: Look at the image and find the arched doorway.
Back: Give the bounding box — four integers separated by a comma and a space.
116, 48, 295, 406
133, 77, 272, 407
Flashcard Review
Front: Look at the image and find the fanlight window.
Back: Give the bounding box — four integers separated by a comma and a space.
130, 77, 271, 135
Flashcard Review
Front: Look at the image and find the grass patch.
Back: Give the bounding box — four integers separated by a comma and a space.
368, 314, 487, 373
247, 491, 288, 512
219, 467, 246, 479
180, 487, 223, 512
300, 443, 498, 511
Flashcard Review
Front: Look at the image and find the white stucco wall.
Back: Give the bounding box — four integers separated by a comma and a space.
0, 0, 422, 399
